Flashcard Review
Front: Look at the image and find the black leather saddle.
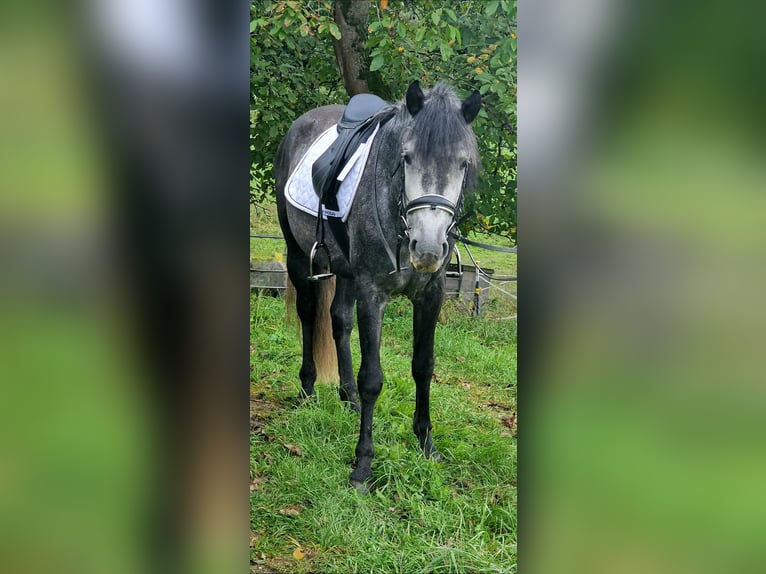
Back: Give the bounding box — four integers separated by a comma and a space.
311, 93, 388, 211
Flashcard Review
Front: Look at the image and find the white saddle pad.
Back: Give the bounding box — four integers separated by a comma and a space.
285, 122, 379, 222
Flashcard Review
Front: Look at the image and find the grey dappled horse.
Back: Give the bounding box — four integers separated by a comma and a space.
275, 81, 481, 489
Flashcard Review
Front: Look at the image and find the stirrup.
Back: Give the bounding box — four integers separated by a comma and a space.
446, 244, 463, 277
308, 242, 334, 282
446, 244, 464, 294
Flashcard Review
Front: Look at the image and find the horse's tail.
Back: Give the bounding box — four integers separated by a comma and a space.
313, 277, 338, 383
285, 275, 338, 383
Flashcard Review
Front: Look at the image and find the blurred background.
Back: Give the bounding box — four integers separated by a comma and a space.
520, 0, 766, 573
0, 0, 765, 573
0, 1, 249, 573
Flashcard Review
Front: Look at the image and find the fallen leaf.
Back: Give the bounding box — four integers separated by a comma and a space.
502, 413, 517, 433
279, 504, 302, 517
249, 476, 266, 491
284, 443, 303, 456
487, 401, 512, 411
292, 547, 305, 560
456, 356, 466, 362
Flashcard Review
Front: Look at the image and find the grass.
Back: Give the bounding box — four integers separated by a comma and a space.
251, 204, 516, 573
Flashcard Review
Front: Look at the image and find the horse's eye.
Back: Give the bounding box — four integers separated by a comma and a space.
402, 153, 411, 165
460, 159, 469, 170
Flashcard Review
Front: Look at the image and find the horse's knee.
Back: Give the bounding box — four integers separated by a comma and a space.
357, 366, 382, 401
331, 313, 352, 342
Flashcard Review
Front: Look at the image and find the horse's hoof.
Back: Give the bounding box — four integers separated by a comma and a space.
427, 450, 442, 463
349, 468, 371, 493
295, 391, 316, 405
339, 389, 360, 413
349, 478, 370, 494
346, 400, 361, 414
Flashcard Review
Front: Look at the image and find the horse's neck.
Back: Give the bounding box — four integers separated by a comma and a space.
375, 123, 403, 214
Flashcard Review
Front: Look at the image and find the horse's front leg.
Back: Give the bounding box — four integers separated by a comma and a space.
349, 286, 387, 490
411, 278, 445, 461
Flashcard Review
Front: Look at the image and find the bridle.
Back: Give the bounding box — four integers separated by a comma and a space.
387, 156, 470, 273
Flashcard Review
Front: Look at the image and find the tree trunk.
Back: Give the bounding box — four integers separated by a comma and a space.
332, 0, 372, 96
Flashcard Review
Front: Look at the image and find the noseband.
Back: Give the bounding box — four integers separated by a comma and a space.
398, 159, 469, 234
403, 193, 458, 218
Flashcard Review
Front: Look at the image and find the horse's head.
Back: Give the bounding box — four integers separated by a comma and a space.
400, 81, 481, 273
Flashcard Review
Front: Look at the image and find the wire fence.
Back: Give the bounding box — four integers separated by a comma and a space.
250, 234, 516, 318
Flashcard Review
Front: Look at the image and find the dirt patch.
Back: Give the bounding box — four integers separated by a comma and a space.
250, 397, 281, 432
250, 564, 280, 574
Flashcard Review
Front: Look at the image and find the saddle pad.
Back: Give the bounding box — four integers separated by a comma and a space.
285, 122, 379, 222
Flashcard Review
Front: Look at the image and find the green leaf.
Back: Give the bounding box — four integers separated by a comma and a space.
250, 20, 258, 33
415, 27, 426, 42
445, 8, 458, 22
439, 42, 452, 61
369, 54, 385, 72
431, 10, 441, 27
486, 1, 499, 17
328, 22, 342, 40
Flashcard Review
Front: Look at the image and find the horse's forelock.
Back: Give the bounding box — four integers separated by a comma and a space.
394, 82, 480, 189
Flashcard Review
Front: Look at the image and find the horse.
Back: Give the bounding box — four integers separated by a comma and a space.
274, 80, 482, 489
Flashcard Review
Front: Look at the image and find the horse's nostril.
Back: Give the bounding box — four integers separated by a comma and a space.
441, 242, 449, 259
410, 239, 418, 252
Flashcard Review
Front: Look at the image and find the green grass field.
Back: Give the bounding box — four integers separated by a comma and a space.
251, 205, 517, 573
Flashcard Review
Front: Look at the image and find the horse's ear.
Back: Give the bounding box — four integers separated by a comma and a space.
406, 80, 424, 117
462, 90, 482, 124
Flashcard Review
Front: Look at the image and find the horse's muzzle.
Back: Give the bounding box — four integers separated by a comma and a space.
409, 238, 449, 273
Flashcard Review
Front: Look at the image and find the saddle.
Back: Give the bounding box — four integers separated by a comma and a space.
307, 93, 388, 281
311, 93, 388, 210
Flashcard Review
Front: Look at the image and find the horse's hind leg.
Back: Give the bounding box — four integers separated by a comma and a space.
289, 269, 318, 399
411, 281, 444, 461
331, 277, 359, 412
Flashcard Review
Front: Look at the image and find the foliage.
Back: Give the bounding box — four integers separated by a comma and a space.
365, 1, 517, 241
250, 1, 342, 206
251, 0, 516, 242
